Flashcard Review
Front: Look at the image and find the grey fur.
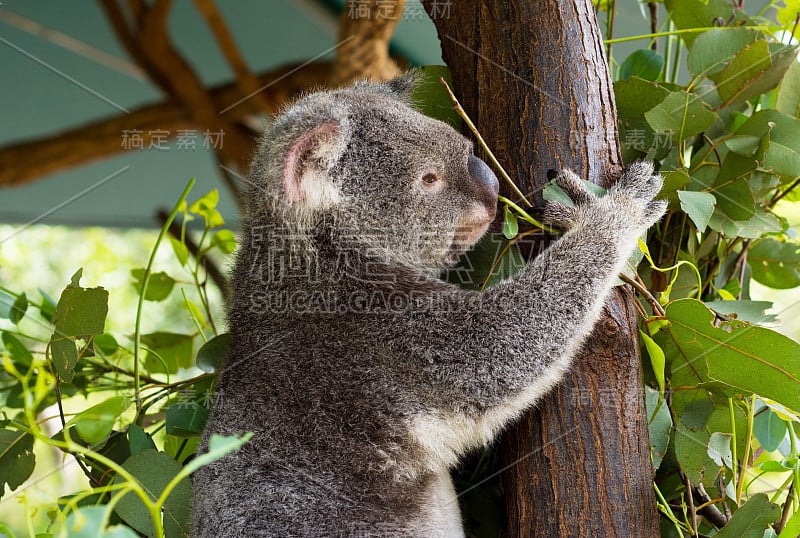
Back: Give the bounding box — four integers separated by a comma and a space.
191, 75, 666, 537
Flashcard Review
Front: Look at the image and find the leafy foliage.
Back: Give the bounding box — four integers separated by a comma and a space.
602, 1, 800, 535
0, 183, 247, 537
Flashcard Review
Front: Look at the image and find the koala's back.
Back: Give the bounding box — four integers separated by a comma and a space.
193, 296, 464, 537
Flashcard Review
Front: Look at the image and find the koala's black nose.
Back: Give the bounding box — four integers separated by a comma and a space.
468, 155, 499, 198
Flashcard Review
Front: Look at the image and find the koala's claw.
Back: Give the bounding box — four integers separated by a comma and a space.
612, 161, 663, 202
554, 169, 593, 205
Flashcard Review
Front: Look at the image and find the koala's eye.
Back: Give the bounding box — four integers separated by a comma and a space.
420, 172, 444, 193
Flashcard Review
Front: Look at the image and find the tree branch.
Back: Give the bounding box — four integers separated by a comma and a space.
192, 0, 272, 114
330, 0, 405, 86
0, 62, 331, 187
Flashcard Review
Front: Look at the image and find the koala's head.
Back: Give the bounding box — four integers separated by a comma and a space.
248, 73, 499, 274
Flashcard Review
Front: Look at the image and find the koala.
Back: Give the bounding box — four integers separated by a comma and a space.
191, 73, 666, 537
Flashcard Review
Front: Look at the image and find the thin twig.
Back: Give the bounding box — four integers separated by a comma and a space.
620, 273, 665, 316
439, 78, 533, 207
775, 482, 795, 534
155, 210, 230, 303
53, 376, 103, 487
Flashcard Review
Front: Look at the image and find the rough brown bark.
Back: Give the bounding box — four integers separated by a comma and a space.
424, 1, 659, 536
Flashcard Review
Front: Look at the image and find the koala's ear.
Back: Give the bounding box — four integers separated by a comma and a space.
282, 121, 346, 209
351, 71, 417, 103
383, 71, 417, 101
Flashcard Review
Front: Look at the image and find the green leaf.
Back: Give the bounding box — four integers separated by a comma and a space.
211, 230, 236, 254
703, 300, 777, 324
779, 509, 800, 538
710, 41, 798, 108
707, 207, 782, 239
131, 269, 176, 302
706, 431, 733, 468
165, 402, 208, 437
410, 65, 462, 129
196, 333, 230, 373
714, 493, 780, 538
664, 0, 745, 46
615, 78, 673, 159
176, 433, 251, 480
188, 189, 224, 228
713, 178, 755, 221
50, 336, 78, 383
93, 334, 119, 356
2, 331, 33, 367
748, 237, 800, 289
502, 205, 518, 239
73, 396, 130, 445
645, 387, 672, 471
0, 428, 35, 498
644, 91, 717, 140
168, 237, 190, 267
754, 406, 788, 452
39, 289, 56, 322
678, 190, 716, 232
9, 292, 27, 325
443, 234, 524, 291
141, 332, 193, 374
735, 109, 800, 178
52, 275, 109, 338
57, 506, 139, 538
665, 299, 800, 412
114, 450, 191, 538
640, 331, 666, 396
687, 28, 759, 77
127, 424, 156, 455
619, 49, 663, 81
776, 61, 800, 118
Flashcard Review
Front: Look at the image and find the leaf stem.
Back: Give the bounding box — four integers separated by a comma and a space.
134, 179, 195, 416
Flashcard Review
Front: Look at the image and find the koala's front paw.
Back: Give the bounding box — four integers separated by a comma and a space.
608, 161, 667, 228
541, 169, 596, 230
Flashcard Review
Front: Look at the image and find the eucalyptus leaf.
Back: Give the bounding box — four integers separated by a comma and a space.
748, 237, 800, 289
114, 449, 191, 538
166, 402, 208, 437
196, 333, 230, 374
131, 269, 176, 302
73, 396, 130, 445
665, 299, 800, 412
687, 27, 759, 77
0, 428, 35, 498
619, 49, 663, 81
753, 406, 788, 452
56, 506, 139, 538
9, 292, 27, 324
714, 493, 779, 538
677, 190, 716, 232
502, 205, 518, 239
2, 331, 33, 367
776, 60, 800, 118
644, 91, 717, 140
141, 332, 193, 374
645, 387, 672, 471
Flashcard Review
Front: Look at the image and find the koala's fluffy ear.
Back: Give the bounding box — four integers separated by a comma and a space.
383, 71, 417, 101
282, 121, 346, 210
351, 71, 417, 103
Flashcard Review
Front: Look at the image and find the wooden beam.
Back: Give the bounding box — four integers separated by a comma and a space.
0, 62, 331, 187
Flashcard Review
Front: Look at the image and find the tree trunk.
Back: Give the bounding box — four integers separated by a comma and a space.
424, 1, 660, 536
